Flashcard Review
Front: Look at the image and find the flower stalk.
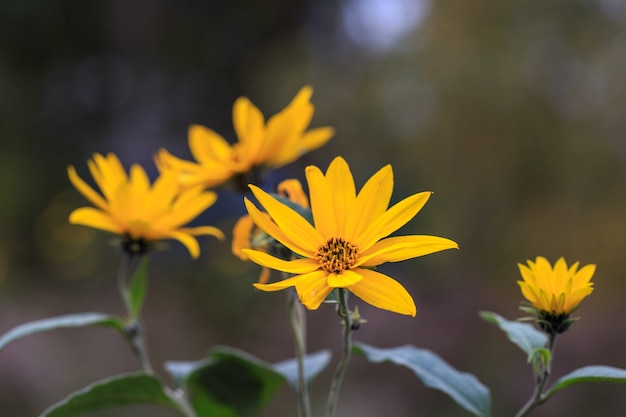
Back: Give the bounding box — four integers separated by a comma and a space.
325, 289, 353, 417
287, 287, 312, 417
117, 251, 154, 374
514, 332, 557, 417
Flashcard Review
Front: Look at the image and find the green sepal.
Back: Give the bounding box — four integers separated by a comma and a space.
354, 342, 491, 417
544, 365, 626, 401
128, 257, 149, 318
39, 372, 187, 417
479, 311, 548, 359
0, 313, 125, 352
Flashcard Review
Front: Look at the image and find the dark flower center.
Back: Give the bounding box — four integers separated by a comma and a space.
317, 237, 359, 273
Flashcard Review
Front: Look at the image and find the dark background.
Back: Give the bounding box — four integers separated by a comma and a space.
2, 0, 626, 416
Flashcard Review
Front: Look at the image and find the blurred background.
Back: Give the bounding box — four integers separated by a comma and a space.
2, 0, 626, 416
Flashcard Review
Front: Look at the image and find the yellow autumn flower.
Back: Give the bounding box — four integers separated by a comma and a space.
157, 86, 334, 191
232, 179, 310, 284
68, 152, 224, 258
518, 256, 595, 316
243, 156, 458, 316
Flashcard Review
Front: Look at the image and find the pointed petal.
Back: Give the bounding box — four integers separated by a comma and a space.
349, 268, 416, 316
357, 235, 459, 267
345, 164, 393, 241
356, 191, 432, 252
189, 124, 232, 163
244, 197, 313, 258
324, 156, 356, 236
243, 249, 321, 274
233, 97, 265, 165
166, 231, 201, 259
69, 207, 122, 234
249, 185, 324, 252
67, 166, 108, 210
305, 164, 337, 238
295, 270, 334, 310
180, 226, 224, 240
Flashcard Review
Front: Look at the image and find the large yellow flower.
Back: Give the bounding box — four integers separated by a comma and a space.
242, 156, 458, 316
157, 86, 334, 191
518, 256, 595, 315
68, 153, 224, 258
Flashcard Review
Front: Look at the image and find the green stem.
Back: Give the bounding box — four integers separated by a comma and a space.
117, 252, 154, 374
514, 332, 557, 417
287, 289, 312, 417
325, 289, 353, 417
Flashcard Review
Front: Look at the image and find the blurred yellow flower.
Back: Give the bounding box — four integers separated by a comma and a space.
243, 156, 458, 316
232, 179, 310, 284
157, 86, 334, 191
518, 256, 595, 316
68, 153, 224, 258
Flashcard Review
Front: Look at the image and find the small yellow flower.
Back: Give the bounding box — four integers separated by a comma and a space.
157, 86, 334, 191
232, 179, 310, 284
68, 152, 224, 258
243, 156, 458, 316
518, 256, 595, 316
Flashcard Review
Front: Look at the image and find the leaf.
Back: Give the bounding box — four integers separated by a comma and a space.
0, 313, 126, 352
479, 311, 548, 359
39, 372, 187, 417
167, 346, 288, 417
273, 349, 332, 390
128, 257, 149, 318
354, 343, 491, 417
544, 365, 626, 400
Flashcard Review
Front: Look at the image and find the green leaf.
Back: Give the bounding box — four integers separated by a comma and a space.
167, 346, 288, 417
0, 313, 125, 352
39, 372, 187, 417
273, 349, 332, 390
479, 311, 548, 358
354, 343, 491, 417
128, 257, 149, 318
544, 365, 626, 400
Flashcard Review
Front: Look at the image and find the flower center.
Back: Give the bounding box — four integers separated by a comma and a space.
316, 237, 359, 273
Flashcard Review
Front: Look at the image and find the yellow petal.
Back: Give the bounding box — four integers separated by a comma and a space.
345, 164, 393, 241
357, 235, 459, 267
180, 226, 224, 240
189, 124, 232, 164
327, 270, 363, 288
69, 207, 122, 234
295, 270, 334, 310
305, 164, 337, 238
324, 156, 356, 236
243, 249, 320, 274
67, 166, 108, 211
356, 191, 432, 252
244, 197, 312, 258
166, 231, 201, 259
249, 185, 324, 252
348, 268, 416, 316
233, 96, 265, 164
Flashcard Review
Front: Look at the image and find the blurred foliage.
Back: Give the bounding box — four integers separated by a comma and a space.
2, 0, 626, 416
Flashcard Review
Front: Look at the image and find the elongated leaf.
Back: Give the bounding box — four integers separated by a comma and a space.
39, 372, 186, 417
479, 311, 547, 358
128, 257, 149, 318
545, 365, 626, 400
273, 349, 332, 390
173, 346, 287, 417
0, 313, 126, 351
355, 343, 491, 417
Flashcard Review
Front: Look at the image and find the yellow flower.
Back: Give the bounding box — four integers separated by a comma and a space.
243, 156, 458, 316
232, 179, 310, 284
68, 152, 224, 258
157, 86, 334, 191
518, 256, 595, 316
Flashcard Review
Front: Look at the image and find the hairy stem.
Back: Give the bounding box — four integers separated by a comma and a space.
514, 332, 557, 417
287, 289, 312, 417
325, 289, 353, 417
